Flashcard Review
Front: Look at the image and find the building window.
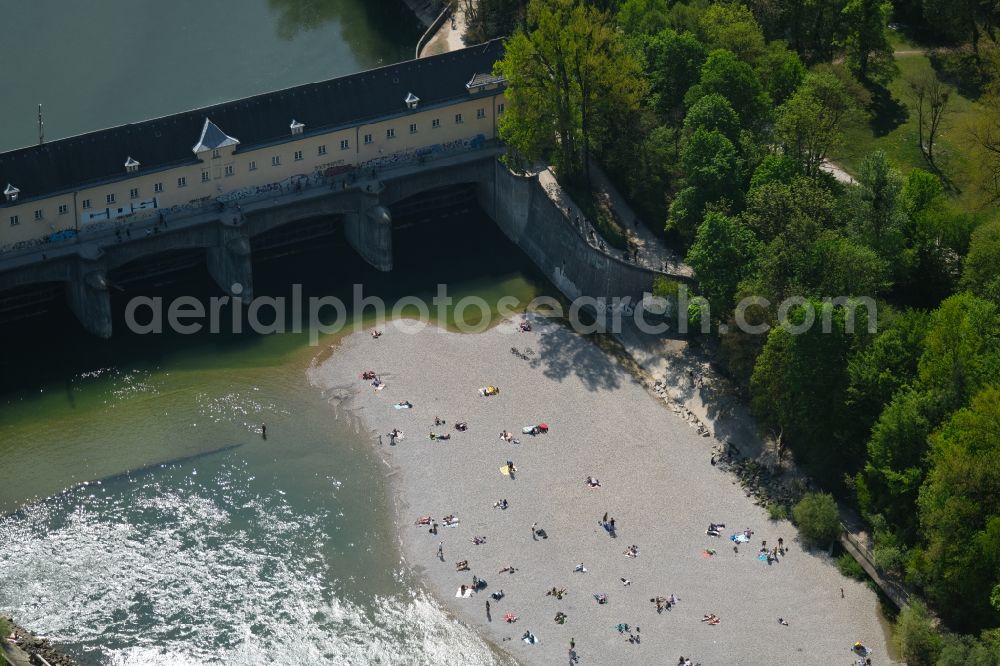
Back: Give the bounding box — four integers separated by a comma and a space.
154, 182, 163, 193
409, 123, 418, 134
386, 128, 396, 139
497, 103, 505, 115
212, 149, 221, 159
477, 108, 486, 119
178, 177, 187, 188
364, 133, 373, 145
339, 139, 349, 151
130, 188, 139, 199
272, 155, 280, 166
34, 209, 43, 220
224, 164, 234, 177
82, 199, 91, 209
249, 160, 257, 171
432, 118, 441, 128
106, 193, 116, 204
201, 171, 210, 182
9, 215, 18, 226
319, 145, 328, 155
294, 150, 303, 161
58, 204, 68, 215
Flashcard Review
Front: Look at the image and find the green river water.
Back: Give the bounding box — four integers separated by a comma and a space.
0, 3, 536, 663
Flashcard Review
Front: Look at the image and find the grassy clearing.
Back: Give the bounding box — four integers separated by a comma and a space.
830, 51, 993, 214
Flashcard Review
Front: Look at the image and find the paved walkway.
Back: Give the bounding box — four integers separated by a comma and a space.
419, 2, 469, 57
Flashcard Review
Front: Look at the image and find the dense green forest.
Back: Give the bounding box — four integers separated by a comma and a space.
483, 0, 1000, 662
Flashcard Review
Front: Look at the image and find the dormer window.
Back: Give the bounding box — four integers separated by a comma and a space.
3, 183, 19, 202
290, 119, 305, 136
124, 156, 140, 173
405, 92, 420, 110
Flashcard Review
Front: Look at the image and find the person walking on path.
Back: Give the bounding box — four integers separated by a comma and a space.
437, 542, 444, 561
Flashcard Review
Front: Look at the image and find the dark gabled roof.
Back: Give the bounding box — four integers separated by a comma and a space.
0, 40, 505, 204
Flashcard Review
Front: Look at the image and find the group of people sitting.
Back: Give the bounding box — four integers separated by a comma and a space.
479, 385, 501, 397
499, 430, 517, 442
471, 535, 486, 545
370, 329, 382, 339
546, 587, 567, 600
623, 544, 640, 558
554, 611, 567, 624
455, 560, 470, 571
706, 522, 726, 537
650, 593, 679, 613
518, 320, 532, 332
492, 498, 509, 510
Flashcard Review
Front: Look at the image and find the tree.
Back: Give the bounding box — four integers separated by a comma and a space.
895, 601, 943, 665
685, 49, 773, 130
667, 127, 742, 243
774, 71, 855, 177
461, 0, 528, 43
921, 0, 1000, 61
750, 302, 869, 477
615, 0, 670, 35
756, 40, 806, 105
917, 292, 1000, 412
848, 151, 908, 270
683, 93, 741, 143
970, 89, 1000, 204
685, 212, 761, 316
496, 0, 645, 185
642, 28, 708, 125
839, 0, 897, 84
792, 492, 842, 547
962, 218, 1000, 303
697, 2, 767, 64
857, 387, 934, 537
907, 72, 953, 169
915, 387, 1000, 631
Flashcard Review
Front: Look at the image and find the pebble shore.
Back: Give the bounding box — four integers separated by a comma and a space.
309, 316, 893, 665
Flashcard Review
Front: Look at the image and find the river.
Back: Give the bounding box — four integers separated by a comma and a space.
0, 4, 530, 664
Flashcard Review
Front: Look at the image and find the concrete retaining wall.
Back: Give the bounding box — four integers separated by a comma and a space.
480, 161, 659, 304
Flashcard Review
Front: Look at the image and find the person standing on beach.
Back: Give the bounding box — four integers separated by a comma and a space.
531, 522, 538, 540
261, 423, 267, 439
437, 542, 444, 561
486, 599, 491, 621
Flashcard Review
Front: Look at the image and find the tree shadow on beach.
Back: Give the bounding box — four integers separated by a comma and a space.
524, 322, 624, 392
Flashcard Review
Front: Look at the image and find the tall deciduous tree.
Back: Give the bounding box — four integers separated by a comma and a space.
839, 0, 897, 84
907, 72, 953, 169
915, 386, 1000, 631
496, 0, 644, 184
685, 49, 773, 131
685, 212, 761, 316
774, 71, 855, 177
970, 89, 1000, 204
922, 0, 1000, 61
642, 28, 708, 126
962, 218, 1000, 303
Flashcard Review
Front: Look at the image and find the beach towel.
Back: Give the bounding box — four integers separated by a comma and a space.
393, 403, 412, 410
758, 552, 769, 561
455, 588, 474, 598
730, 533, 749, 544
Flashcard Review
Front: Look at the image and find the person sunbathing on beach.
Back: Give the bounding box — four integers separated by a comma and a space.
455, 560, 469, 571
701, 614, 720, 625
442, 514, 458, 526
624, 545, 639, 558
586, 476, 601, 487
504, 612, 517, 623
574, 562, 587, 573
546, 587, 566, 599
493, 499, 509, 510
594, 593, 608, 604
491, 589, 505, 600
454, 421, 468, 431
651, 596, 667, 613
414, 516, 431, 525
371, 329, 382, 339
434, 416, 445, 426
554, 611, 567, 624
472, 536, 486, 545
499, 565, 518, 574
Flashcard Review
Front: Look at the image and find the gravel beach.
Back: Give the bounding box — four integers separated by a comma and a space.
308, 316, 893, 665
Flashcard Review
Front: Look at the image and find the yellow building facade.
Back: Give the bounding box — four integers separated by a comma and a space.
0, 41, 506, 249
